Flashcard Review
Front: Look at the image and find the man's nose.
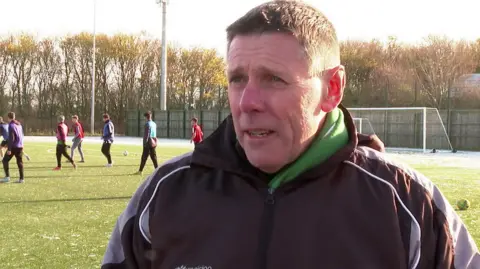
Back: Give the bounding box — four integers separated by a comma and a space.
239, 83, 264, 113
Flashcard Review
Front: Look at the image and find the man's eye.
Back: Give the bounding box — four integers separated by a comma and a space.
269, 75, 285, 83
271, 76, 282, 82
229, 76, 245, 83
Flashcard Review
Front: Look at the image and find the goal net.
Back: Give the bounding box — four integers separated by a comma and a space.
353, 118, 377, 135
348, 107, 453, 153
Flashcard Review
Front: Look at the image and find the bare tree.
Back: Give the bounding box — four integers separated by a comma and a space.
196, 48, 227, 109
59, 36, 77, 117
409, 36, 477, 108
341, 40, 383, 106
8, 34, 37, 116
71, 33, 96, 117
110, 34, 141, 126
92, 34, 113, 120
165, 44, 185, 109
37, 38, 62, 121
137, 39, 158, 109
0, 37, 12, 113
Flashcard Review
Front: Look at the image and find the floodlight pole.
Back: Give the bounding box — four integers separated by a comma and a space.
91, 0, 97, 134
157, 0, 168, 111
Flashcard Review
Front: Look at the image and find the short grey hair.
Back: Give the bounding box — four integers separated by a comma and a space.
58, 115, 65, 122
226, 0, 340, 75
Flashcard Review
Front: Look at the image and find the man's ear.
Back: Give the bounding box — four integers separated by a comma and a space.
321, 65, 346, 112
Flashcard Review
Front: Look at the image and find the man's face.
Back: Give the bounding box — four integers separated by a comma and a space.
191, 120, 196, 127
103, 117, 108, 123
72, 118, 78, 124
227, 33, 339, 173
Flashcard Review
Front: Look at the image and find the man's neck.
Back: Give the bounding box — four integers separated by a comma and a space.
268, 107, 349, 189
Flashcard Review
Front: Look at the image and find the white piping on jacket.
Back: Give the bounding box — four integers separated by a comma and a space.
344, 161, 421, 269
139, 165, 191, 244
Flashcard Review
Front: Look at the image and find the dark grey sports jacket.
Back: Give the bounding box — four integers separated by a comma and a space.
101, 107, 480, 269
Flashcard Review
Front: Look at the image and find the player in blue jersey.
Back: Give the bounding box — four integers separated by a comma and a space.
134, 111, 158, 175
0, 117, 8, 158
101, 113, 114, 167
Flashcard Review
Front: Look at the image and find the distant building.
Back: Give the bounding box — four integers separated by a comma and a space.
452, 74, 480, 98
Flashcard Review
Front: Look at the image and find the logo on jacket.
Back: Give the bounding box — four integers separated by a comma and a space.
175, 265, 212, 269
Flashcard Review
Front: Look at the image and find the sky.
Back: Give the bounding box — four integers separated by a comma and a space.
0, 0, 479, 55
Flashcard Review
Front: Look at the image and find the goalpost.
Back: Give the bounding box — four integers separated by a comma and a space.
353, 117, 376, 135
348, 107, 454, 153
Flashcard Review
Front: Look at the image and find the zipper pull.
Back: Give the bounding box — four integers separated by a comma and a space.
265, 188, 275, 205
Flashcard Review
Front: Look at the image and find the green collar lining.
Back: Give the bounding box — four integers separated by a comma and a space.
269, 107, 349, 189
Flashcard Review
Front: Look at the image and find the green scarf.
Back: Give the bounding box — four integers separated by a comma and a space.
269, 107, 349, 189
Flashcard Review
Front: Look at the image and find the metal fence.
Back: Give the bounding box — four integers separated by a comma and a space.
126, 110, 231, 139
126, 108, 480, 151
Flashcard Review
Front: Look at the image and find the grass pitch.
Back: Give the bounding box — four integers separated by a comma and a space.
0, 142, 478, 268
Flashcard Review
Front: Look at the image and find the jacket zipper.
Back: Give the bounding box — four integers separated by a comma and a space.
257, 187, 276, 269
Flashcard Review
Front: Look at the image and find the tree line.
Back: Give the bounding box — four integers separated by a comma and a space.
0, 33, 479, 133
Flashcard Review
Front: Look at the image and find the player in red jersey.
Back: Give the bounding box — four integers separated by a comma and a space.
190, 117, 203, 148
53, 115, 76, 170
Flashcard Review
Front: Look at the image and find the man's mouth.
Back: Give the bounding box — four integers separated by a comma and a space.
245, 129, 274, 137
